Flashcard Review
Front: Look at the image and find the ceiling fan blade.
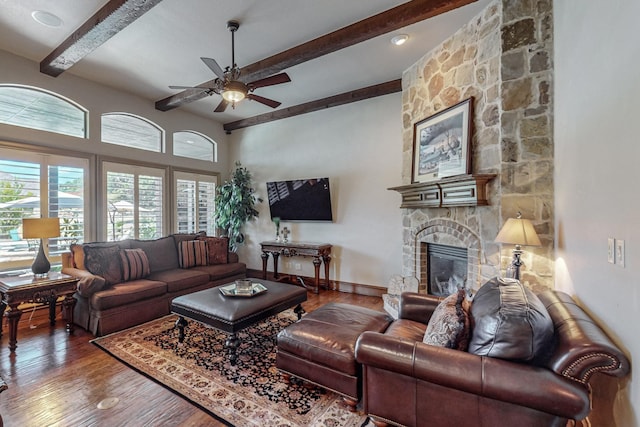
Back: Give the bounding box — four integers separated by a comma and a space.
248, 73, 291, 89
247, 94, 281, 109
214, 99, 229, 112
201, 57, 225, 80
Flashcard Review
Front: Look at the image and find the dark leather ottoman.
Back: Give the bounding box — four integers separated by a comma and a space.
171, 280, 307, 365
276, 302, 392, 411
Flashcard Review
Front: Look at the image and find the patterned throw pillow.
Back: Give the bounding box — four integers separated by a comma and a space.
83, 244, 123, 286
120, 248, 151, 281
178, 240, 208, 268
197, 236, 229, 264
422, 288, 470, 351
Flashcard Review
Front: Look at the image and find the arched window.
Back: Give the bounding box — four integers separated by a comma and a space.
0, 84, 87, 137
101, 113, 164, 152
173, 131, 216, 162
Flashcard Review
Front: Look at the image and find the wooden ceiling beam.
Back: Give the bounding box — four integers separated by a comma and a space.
156, 0, 476, 111
40, 0, 165, 77
223, 79, 402, 133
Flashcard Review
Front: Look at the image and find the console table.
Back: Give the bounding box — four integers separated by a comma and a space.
260, 241, 332, 294
0, 272, 78, 352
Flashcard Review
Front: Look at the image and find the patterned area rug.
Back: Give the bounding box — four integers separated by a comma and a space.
92, 312, 369, 427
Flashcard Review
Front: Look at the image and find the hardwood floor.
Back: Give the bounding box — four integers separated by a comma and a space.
0, 290, 383, 427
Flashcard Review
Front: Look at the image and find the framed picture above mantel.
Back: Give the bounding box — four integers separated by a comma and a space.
412, 97, 473, 184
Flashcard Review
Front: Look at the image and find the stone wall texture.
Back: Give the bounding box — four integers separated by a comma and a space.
400, 0, 554, 291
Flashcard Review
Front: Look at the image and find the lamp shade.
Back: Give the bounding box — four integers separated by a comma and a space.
22, 217, 60, 239
495, 216, 541, 247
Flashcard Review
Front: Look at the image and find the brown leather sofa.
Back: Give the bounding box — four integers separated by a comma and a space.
355, 291, 630, 427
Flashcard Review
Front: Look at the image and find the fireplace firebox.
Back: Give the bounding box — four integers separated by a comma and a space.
427, 243, 467, 296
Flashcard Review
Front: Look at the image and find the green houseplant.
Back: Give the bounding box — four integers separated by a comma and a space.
214, 162, 261, 251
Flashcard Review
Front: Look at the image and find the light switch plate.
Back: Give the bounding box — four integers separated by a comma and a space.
615, 239, 625, 267
608, 238, 615, 264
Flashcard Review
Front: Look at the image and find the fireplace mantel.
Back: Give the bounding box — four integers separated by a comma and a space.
388, 174, 496, 208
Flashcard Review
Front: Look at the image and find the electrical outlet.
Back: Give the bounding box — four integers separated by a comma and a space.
615, 239, 625, 267
294, 263, 302, 271
608, 238, 615, 264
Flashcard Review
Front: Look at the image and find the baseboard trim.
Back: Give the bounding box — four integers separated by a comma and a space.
246, 268, 385, 298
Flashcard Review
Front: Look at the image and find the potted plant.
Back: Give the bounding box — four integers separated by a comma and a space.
214, 162, 261, 251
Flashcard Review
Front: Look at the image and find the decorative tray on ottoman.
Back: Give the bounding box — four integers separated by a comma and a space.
219, 282, 268, 297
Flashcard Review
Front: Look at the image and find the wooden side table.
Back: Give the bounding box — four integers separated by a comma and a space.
260, 241, 332, 294
0, 272, 78, 352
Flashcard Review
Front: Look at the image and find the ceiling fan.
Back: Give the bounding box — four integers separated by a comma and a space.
169, 20, 291, 112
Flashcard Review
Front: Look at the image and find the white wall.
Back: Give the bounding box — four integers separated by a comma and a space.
229, 94, 404, 287
554, 1, 639, 424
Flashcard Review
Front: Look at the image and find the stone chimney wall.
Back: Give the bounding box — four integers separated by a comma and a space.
400, 0, 554, 291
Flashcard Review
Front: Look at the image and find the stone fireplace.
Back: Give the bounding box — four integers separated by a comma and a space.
398, 0, 555, 292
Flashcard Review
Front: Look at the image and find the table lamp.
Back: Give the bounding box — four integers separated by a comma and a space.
495, 212, 541, 280
22, 217, 60, 277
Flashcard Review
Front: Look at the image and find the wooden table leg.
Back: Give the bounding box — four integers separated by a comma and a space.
175, 316, 188, 343
261, 252, 269, 279
322, 255, 331, 289
272, 252, 280, 280
5, 303, 22, 352
62, 295, 76, 332
226, 333, 240, 365
312, 257, 321, 294
48, 294, 57, 326
0, 298, 6, 338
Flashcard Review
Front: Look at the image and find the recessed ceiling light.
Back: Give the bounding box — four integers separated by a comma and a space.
390, 34, 409, 46
31, 10, 63, 28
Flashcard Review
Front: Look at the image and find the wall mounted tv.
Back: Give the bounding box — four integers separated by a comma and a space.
266, 178, 333, 222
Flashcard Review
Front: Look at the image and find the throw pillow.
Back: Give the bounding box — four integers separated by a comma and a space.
120, 248, 151, 281
178, 240, 208, 268
468, 277, 554, 365
70, 243, 85, 270
422, 288, 470, 351
83, 244, 123, 286
197, 236, 229, 264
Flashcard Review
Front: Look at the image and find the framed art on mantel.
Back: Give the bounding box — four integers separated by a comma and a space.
412, 97, 473, 184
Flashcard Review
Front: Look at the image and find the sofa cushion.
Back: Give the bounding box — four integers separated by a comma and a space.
74, 269, 107, 298
172, 232, 206, 248
83, 244, 123, 286
70, 243, 85, 270
120, 248, 150, 281
129, 236, 179, 272
177, 240, 208, 268
197, 236, 229, 264
384, 318, 427, 342
468, 277, 554, 365
90, 279, 167, 311
147, 268, 210, 293
422, 288, 470, 351
191, 262, 246, 281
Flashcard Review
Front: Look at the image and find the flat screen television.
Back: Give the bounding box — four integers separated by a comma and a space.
266, 178, 333, 222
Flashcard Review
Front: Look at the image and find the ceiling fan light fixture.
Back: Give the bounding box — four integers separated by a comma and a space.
390, 34, 409, 46
222, 80, 247, 103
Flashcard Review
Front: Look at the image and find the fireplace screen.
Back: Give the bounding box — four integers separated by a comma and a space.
427, 243, 467, 296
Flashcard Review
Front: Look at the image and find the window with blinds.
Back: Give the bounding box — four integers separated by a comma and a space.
0, 84, 87, 138
101, 113, 164, 152
173, 131, 216, 162
174, 171, 217, 236
103, 162, 164, 241
0, 147, 87, 272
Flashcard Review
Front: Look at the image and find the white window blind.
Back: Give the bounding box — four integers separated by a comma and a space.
0, 147, 87, 272
174, 171, 217, 236
103, 162, 164, 241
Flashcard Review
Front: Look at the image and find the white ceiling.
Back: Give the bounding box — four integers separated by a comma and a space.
0, 0, 491, 124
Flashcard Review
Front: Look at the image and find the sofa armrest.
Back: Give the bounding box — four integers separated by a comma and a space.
355, 331, 591, 420
228, 252, 239, 263
398, 292, 443, 324
61, 267, 106, 298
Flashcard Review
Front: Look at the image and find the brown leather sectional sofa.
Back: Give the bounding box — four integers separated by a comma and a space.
61, 233, 246, 336
355, 291, 630, 427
